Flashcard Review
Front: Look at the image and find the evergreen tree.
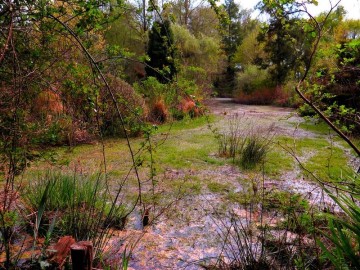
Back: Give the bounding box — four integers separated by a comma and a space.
146, 20, 177, 83
222, 0, 242, 62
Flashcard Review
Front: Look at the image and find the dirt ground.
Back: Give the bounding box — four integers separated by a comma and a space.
106, 99, 359, 270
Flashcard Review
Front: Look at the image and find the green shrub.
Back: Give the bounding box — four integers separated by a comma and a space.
235, 65, 271, 95
298, 103, 316, 117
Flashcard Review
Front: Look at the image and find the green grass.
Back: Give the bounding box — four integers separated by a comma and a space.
264, 149, 294, 178
152, 132, 221, 170
274, 136, 353, 181
227, 191, 250, 204
24, 171, 128, 238
270, 136, 354, 181
155, 115, 215, 133
207, 181, 232, 193
171, 176, 202, 196
304, 145, 353, 181
297, 118, 333, 135
21, 111, 356, 192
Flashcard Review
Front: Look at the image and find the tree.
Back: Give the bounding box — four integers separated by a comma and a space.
216, 1, 255, 95
233, 23, 264, 66
256, 2, 314, 86
146, 20, 177, 83
252, 0, 360, 157
189, 6, 220, 38
221, 0, 242, 62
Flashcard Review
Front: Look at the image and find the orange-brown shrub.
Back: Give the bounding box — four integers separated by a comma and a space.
234, 87, 291, 106
178, 97, 201, 117
234, 88, 275, 105
33, 90, 64, 119
273, 86, 291, 106
150, 99, 168, 123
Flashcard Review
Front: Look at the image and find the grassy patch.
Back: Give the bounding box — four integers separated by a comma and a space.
155, 115, 215, 133
207, 181, 232, 193
152, 132, 220, 169
227, 191, 252, 204
276, 136, 329, 155
24, 171, 128, 238
264, 149, 294, 178
304, 145, 353, 181
275, 136, 352, 181
171, 176, 202, 196
297, 119, 332, 135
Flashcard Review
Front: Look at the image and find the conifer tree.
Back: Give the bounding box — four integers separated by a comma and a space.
146, 20, 177, 83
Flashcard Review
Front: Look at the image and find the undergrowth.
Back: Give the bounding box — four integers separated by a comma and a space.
23, 171, 129, 260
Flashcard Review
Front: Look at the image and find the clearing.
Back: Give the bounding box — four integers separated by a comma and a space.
24, 98, 359, 269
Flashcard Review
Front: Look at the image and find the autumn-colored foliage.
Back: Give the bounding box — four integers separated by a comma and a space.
234, 87, 290, 106
150, 99, 168, 123
178, 97, 201, 117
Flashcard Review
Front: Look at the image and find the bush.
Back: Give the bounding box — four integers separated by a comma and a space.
100, 75, 146, 137
135, 76, 205, 122
150, 99, 168, 123
236, 65, 270, 93
298, 103, 316, 117
234, 65, 295, 106
235, 87, 276, 105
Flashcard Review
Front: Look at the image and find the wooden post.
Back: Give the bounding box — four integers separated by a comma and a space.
70, 241, 93, 270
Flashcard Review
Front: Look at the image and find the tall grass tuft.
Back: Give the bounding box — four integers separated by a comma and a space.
24, 171, 128, 256
214, 114, 247, 159
212, 113, 273, 169
240, 137, 268, 169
